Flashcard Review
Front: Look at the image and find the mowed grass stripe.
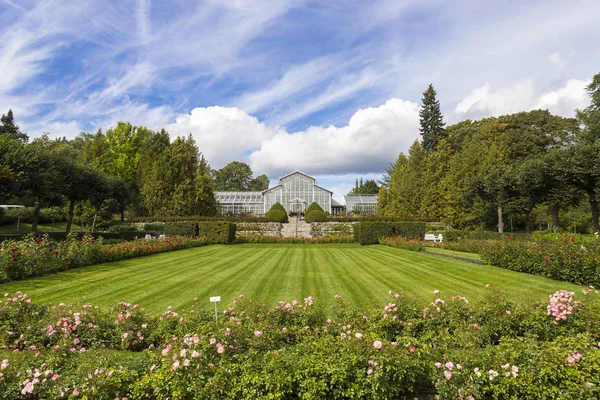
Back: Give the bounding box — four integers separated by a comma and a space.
0, 244, 582, 314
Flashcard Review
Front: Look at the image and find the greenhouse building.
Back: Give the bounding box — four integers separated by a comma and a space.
215, 170, 374, 216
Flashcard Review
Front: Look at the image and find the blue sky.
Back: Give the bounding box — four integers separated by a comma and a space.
1, 0, 599, 200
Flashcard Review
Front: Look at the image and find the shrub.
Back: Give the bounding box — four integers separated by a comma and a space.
305, 210, 328, 222
354, 222, 426, 245
0, 234, 206, 282
306, 202, 324, 214
198, 221, 236, 244
108, 224, 140, 233
1, 288, 599, 398
164, 221, 198, 236
266, 210, 289, 223
480, 237, 600, 286
269, 202, 287, 213
143, 222, 165, 232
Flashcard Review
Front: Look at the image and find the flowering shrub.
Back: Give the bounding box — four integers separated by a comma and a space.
0, 234, 206, 282
0, 287, 598, 398
480, 237, 600, 286
378, 236, 424, 252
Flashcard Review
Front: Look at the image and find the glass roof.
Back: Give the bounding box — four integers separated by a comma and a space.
344, 195, 378, 204
215, 192, 263, 204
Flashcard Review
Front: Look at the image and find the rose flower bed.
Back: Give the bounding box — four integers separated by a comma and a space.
0, 234, 206, 282
0, 286, 599, 399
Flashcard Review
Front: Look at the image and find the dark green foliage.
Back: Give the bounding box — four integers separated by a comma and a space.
353, 221, 426, 245
164, 221, 198, 236
419, 84, 446, 153
0, 109, 28, 142
198, 221, 236, 243
143, 222, 165, 232
108, 224, 140, 233
269, 202, 287, 213
212, 161, 269, 191
306, 202, 324, 214
265, 210, 288, 223
348, 178, 380, 195
481, 238, 600, 286
305, 210, 328, 222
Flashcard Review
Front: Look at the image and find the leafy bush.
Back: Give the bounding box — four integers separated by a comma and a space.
269, 202, 287, 213
108, 224, 140, 233
354, 221, 426, 245
143, 222, 165, 232
0, 288, 599, 398
305, 210, 328, 222
0, 234, 206, 282
480, 237, 600, 286
198, 221, 236, 244
306, 202, 324, 214
266, 210, 289, 223
164, 221, 198, 236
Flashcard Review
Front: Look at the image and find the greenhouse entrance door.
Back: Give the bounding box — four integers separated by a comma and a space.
289, 198, 306, 214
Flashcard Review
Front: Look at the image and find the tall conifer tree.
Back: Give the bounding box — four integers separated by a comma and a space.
419, 84, 446, 153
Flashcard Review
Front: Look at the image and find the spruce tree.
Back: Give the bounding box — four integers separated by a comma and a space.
0, 109, 28, 142
419, 84, 446, 153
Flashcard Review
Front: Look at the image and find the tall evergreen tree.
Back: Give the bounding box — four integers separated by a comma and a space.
0, 109, 28, 142
419, 84, 446, 153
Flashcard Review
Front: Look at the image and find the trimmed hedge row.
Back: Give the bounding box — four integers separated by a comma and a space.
163, 221, 237, 243
305, 210, 328, 222
198, 222, 236, 244
164, 221, 198, 236
354, 222, 426, 245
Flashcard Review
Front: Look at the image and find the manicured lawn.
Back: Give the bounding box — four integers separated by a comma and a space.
0, 244, 581, 314
0, 221, 86, 234
425, 247, 482, 260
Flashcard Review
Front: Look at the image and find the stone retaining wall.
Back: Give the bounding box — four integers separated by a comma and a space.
310, 222, 355, 237
236, 222, 283, 237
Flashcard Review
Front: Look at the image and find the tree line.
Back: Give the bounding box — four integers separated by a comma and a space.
378, 74, 600, 233
0, 118, 270, 232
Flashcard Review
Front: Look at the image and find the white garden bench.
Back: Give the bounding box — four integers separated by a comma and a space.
424, 233, 443, 242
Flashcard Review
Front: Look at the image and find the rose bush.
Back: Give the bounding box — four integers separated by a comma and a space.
0, 234, 206, 282
0, 286, 598, 399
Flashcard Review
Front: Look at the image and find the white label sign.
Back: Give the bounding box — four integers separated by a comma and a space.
210, 296, 221, 302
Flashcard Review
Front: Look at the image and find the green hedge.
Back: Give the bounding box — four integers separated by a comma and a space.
306, 202, 324, 214
198, 221, 236, 244
269, 202, 287, 213
480, 238, 600, 287
266, 210, 289, 223
354, 221, 426, 245
305, 210, 328, 222
143, 222, 166, 232
164, 221, 198, 236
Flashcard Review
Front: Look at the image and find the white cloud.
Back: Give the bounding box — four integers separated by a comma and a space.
535, 79, 590, 116
548, 52, 565, 70
250, 98, 419, 176
454, 78, 590, 119
164, 106, 274, 168
164, 98, 419, 178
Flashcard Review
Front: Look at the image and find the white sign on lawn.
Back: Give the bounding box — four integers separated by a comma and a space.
210, 296, 221, 302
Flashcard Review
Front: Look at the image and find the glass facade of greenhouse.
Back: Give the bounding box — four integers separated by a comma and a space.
344, 194, 378, 214
215, 171, 378, 216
